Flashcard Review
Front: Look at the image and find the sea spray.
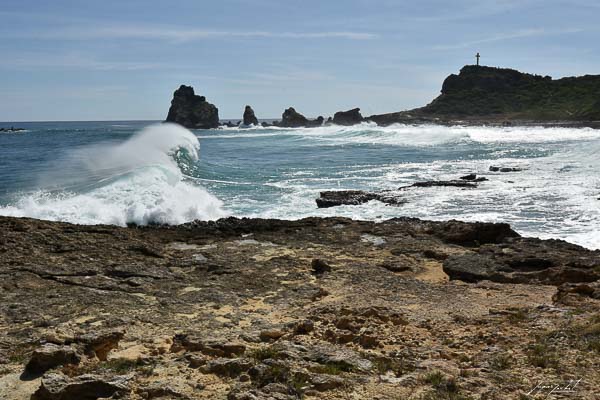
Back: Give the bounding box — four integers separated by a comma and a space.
0, 123, 227, 225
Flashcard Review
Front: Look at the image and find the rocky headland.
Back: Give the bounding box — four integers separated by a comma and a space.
1, 215, 599, 399
168, 66, 600, 129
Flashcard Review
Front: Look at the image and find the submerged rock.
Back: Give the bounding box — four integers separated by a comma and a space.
332, 108, 363, 126
165, 85, 219, 129
489, 166, 522, 172
401, 180, 478, 189
316, 190, 406, 208
243, 105, 259, 126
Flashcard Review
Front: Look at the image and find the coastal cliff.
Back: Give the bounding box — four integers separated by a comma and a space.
369, 65, 600, 125
1, 216, 599, 399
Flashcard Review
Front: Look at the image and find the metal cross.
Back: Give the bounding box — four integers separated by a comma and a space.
476, 52, 480, 66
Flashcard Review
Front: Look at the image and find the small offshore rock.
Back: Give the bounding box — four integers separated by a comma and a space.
489, 166, 522, 172
332, 108, 363, 126
243, 105, 259, 126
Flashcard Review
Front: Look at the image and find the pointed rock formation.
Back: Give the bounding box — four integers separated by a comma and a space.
242, 105, 259, 126
165, 85, 219, 129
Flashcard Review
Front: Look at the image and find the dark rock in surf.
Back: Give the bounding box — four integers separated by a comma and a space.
316, 190, 406, 208
281, 107, 309, 128
243, 105, 259, 126
460, 174, 488, 182
280, 108, 324, 128
400, 180, 478, 189
332, 108, 363, 126
165, 85, 219, 129
489, 166, 522, 172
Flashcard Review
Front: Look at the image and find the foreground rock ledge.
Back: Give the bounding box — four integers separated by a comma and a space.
0, 216, 599, 399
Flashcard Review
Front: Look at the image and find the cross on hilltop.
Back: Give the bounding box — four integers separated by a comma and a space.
476, 52, 480, 66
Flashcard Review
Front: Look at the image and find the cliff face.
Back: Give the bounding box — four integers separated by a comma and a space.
165, 85, 220, 129
420, 65, 600, 120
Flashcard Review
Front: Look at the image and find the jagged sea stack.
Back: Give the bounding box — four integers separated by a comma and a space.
165, 85, 219, 129
243, 105, 259, 126
333, 108, 363, 126
280, 107, 309, 127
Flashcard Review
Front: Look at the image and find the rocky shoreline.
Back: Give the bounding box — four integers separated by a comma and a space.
1, 215, 599, 399
165, 65, 600, 130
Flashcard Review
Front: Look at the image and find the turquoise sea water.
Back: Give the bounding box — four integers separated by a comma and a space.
0, 120, 599, 249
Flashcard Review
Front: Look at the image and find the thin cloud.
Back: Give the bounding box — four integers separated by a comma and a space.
433, 28, 584, 50
14, 26, 378, 41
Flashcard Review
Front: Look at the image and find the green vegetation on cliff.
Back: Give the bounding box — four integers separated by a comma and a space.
419, 65, 600, 120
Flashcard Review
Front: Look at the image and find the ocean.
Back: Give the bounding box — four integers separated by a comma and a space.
0, 121, 599, 249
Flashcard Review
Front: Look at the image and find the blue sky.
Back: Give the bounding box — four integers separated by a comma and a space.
0, 0, 598, 121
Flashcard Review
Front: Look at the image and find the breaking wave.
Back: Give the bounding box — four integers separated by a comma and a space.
0, 123, 227, 226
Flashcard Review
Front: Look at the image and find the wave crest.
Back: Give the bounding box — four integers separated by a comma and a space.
0, 123, 227, 226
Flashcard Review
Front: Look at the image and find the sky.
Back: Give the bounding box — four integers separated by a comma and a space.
0, 0, 598, 121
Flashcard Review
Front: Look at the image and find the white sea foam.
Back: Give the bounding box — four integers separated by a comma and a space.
0, 123, 227, 226
200, 122, 600, 146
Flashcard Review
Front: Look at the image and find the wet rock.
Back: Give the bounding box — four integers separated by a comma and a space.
31, 373, 130, 400
243, 105, 259, 126
444, 238, 600, 285
489, 166, 522, 172
460, 174, 488, 182
201, 358, 253, 377
165, 85, 219, 129
402, 180, 478, 189
311, 259, 331, 275
332, 108, 363, 126
24, 344, 80, 375
316, 190, 406, 208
